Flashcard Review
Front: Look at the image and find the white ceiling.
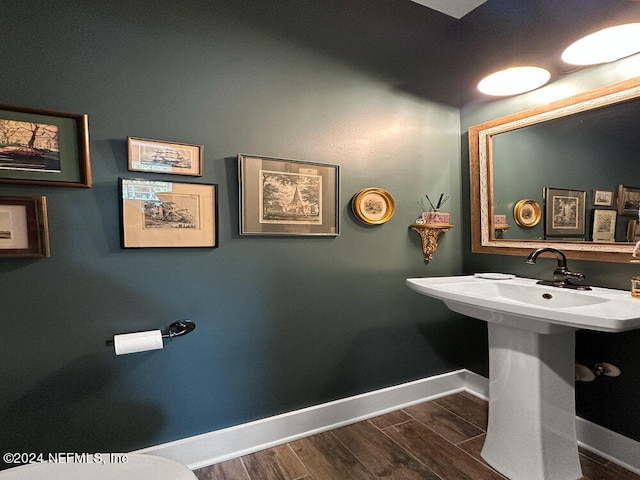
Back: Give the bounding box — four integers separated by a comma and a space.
407, 0, 487, 18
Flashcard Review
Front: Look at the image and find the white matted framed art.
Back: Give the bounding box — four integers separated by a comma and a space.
0, 196, 50, 257
592, 209, 617, 242
238, 154, 339, 236
120, 178, 217, 248
127, 137, 203, 176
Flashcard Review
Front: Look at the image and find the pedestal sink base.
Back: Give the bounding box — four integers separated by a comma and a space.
481, 323, 582, 480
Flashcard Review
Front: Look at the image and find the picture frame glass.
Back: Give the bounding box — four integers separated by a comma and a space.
239, 154, 339, 236
121, 179, 217, 248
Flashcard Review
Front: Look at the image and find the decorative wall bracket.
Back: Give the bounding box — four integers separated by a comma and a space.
410, 224, 454, 262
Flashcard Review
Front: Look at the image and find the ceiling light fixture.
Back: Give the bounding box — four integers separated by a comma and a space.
562, 22, 640, 65
477, 66, 551, 96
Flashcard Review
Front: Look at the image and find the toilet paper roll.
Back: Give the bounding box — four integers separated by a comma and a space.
114, 330, 163, 355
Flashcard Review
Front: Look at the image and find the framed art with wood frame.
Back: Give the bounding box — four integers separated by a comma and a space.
127, 137, 203, 176
238, 154, 340, 236
120, 178, 218, 248
0, 196, 50, 257
544, 187, 586, 238
0, 104, 91, 187
617, 185, 640, 216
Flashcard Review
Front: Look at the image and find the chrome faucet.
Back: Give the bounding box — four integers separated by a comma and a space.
526, 247, 591, 290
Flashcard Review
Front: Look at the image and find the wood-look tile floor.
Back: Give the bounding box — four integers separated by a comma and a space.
194, 392, 640, 480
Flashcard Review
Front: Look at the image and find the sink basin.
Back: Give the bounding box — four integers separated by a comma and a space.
407, 274, 640, 480
406, 275, 640, 334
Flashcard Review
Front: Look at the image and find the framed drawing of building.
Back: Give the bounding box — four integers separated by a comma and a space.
238, 154, 339, 236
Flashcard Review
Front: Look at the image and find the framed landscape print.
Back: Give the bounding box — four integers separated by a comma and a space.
127, 137, 203, 176
120, 178, 217, 248
0, 104, 91, 187
0, 196, 50, 257
238, 154, 340, 236
543, 187, 586, 238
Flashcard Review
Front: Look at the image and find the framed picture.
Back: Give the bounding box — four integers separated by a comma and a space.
0, 104, 91, 187
351, 188, 395, 225
592, 209, 617, 242
593, 189, 614, 207
513, 199, 542, 228
127, 137, 203, 176
0, 196, 50, 257
120, 178, 217, 248
543, 187, 586, 238
238, 154, 339, 236
627, 220, 640, 242
617, 185, 640, 216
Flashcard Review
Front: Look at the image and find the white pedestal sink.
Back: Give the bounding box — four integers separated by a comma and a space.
406, 275, 640, 480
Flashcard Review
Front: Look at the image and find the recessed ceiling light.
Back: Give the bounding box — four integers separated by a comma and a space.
477, 66, 551, 96
562, 23, 640, 65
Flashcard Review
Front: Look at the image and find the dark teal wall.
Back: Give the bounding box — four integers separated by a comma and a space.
461, 62, 640, 441
0, 1, 464, 464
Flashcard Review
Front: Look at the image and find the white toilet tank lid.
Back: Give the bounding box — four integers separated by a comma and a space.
0, 453, 197, 480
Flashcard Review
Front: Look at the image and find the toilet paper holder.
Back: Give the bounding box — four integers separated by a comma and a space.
105, 320, 196, 347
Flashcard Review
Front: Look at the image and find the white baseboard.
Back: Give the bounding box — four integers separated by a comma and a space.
577, 418, 640, 475
137, 369, 639, 475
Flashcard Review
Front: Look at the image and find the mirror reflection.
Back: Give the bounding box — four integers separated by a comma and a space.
469, 77, 640, 262
493, 98, 640, 243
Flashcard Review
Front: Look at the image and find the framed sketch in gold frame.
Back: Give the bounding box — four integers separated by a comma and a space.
239, 154, 339, 236
513, 199, 541, 228
127, 137, 203, 176
351, 187, 395, 225
0, 196, 50, 257
0, 104, 91, 187
120, 178, 217, 248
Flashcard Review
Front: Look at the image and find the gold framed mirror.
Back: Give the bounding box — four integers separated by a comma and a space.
469, 77, 640, 263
